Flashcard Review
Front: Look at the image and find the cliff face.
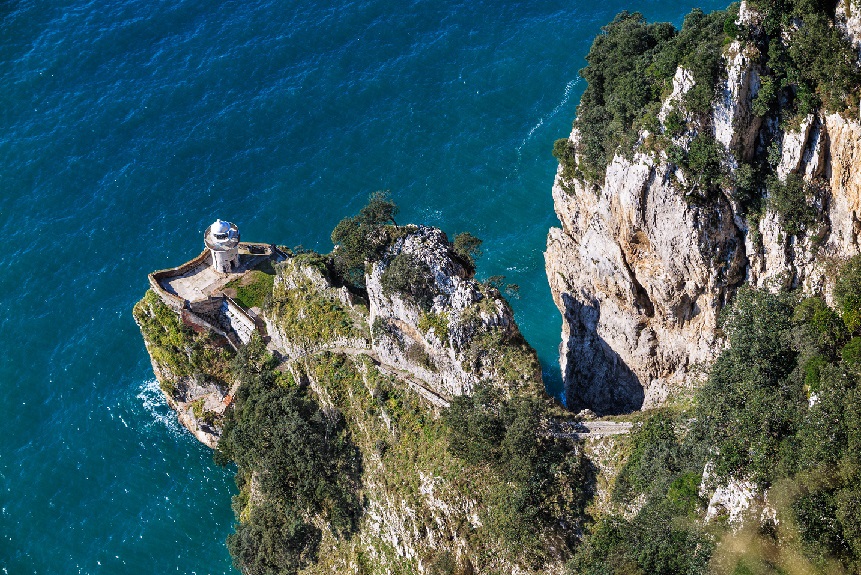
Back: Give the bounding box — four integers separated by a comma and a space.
261, 226, 542, 402
133, 290, 233, 448
546, 1, 861, 414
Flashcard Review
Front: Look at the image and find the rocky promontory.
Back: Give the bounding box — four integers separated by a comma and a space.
135, 203, 585, 575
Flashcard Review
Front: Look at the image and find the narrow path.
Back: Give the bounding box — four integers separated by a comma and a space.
269, 343, 632, 436
275, 344, 452, 409
550, 420, 633, 439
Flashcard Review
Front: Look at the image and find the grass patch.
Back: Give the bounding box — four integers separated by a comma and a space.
225, 269, 275, 309
268, 275, 358, 349
417, 310, 449, 340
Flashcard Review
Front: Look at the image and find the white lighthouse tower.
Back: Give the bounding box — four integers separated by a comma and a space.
204, 219, 241, 273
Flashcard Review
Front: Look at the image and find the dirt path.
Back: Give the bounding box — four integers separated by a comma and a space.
270, 344, 632, 436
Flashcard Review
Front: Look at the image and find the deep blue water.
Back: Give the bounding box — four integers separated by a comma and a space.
1, 0, 727, 572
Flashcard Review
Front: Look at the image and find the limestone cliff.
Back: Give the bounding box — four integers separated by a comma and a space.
546, 0, 861, 414
133, 290, 233, 448
366, 225, 542, 400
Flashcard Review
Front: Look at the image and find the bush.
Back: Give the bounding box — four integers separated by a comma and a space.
216, 337, 362, 574
570, 8, 729, 183
693, 287, 801, 483
418, 310, 449, 340
445, 386, 591, 557
747, 0, 861, 120
767, 174, 818, 237
552, 138, 580, 184
682, 133, 726, 196
613, 413, 692, 502
834, 255, 861, 332
380, 253, 438, 310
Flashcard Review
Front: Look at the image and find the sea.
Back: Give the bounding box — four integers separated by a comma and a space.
0, 0, 727, 572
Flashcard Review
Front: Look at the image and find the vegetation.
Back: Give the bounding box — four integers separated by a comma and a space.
557, 1, 859, 241
216, 338, 362, 575
445, 385, 591, 561
132, 290, 233, 396
417, 310, 449, 341
766, 174, 820, 237
452, 232, 483, 271
379, 252, 438, 310
225, 265, 275, 309
671, 132, 728, 199
297, 352, 591, 572
569, 7, 731, 183
746, 0, 861, 120
570, 256, 861, 574
330, 191, 398, 288
462, 325, 542, 394
552, 137, 580, 187
267, 264, 360, 349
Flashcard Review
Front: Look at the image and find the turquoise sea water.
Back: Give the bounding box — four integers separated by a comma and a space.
1, 0, 727, 572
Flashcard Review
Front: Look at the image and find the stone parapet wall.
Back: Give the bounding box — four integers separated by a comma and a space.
222, 297, 258, 345
149, 243, 286, 349
181, 308, 240, 349
149, 249, 212, 311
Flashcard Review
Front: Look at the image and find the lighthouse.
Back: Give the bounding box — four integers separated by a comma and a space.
204, 219, 241, 273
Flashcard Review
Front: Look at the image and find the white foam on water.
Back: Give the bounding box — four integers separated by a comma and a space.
516, 77, 581, 162
136, 379, 183, 436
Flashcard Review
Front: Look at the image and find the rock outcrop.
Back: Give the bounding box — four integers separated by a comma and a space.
546, 2, 861, 414
367, 226, 542, 399
137, 225, 543, 443
133, 290, 233, 447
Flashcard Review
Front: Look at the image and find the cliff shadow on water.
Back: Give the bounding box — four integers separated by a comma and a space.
561, 294, 644, 414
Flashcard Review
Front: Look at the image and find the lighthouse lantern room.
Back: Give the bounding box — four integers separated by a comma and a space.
204, 219, 240, 273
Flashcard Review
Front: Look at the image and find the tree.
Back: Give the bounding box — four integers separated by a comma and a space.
380, 253, 438, 310
330, 191, 399, 288
216, 337, 362, 575
452, 232, 483, 270
834, 255, 861, 333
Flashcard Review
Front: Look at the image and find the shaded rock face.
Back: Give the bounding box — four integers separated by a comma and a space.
546, 154, 746, 413
546, 5, 861, 414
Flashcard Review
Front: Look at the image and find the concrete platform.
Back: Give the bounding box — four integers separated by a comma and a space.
162, 253, 274, 303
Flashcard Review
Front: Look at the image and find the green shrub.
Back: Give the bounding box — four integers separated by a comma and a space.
842, 337, 861, 369
380, 253, 438, 310
268, 271, 357, 348
683, 132, 726, 196
613, 413, 692, 503
834, 256, 861, 332
133, 290, 233, 389
418, 311, 449, 340
445, 386, 591, 559
217, 338, 363, 575
552, 138, 580, 185
693, 287, 800, 483
452, 232, 483, 270
767, 174, 818, 237
570, 7, 729, 183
